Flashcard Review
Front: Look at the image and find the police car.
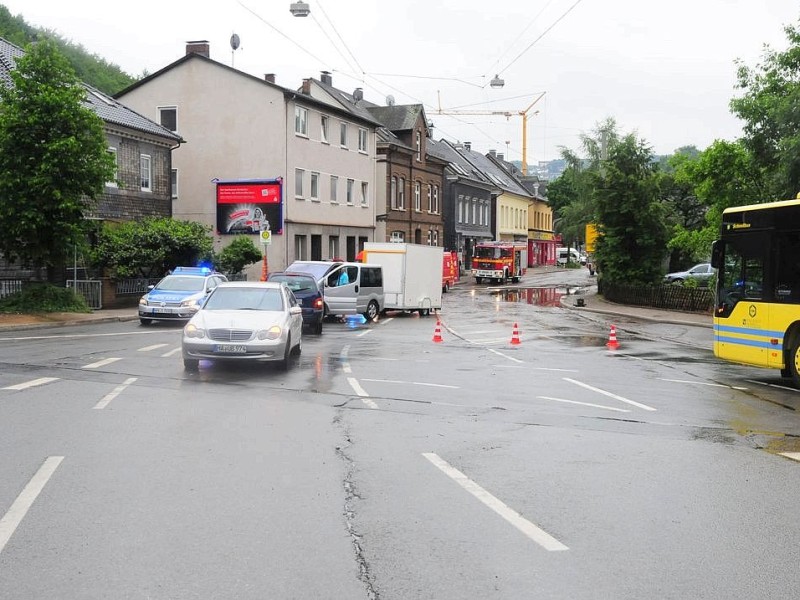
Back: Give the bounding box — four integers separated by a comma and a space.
138, 266, 228, 325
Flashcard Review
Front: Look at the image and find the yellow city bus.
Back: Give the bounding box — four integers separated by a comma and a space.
711, 197, 800, 386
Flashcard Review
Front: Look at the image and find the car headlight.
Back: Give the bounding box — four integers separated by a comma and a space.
180, 297, 202, 308
257, 326, 282, 340
184, 323, 206, 338
139, 296, 148, 306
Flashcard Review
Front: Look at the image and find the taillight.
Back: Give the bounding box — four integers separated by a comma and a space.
313, 298, 324, 309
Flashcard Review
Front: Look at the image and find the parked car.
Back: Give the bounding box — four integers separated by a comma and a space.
181, 281, 303, 372
663, 263, 715, 287
138, 266, 228, 325
267, 271, 324, 334
285, 260, 342, 285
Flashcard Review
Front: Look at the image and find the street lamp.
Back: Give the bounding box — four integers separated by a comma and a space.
290, 1, 310, 16
489, 74, 505, 89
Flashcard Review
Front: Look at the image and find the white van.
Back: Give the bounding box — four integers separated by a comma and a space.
556, 247, 582, 266
287, 260, 384, 321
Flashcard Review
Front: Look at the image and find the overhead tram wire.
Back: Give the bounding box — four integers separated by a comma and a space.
314, 1, 366, 79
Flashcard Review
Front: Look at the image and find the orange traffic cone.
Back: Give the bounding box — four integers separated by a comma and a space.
510, 322, 521, 345
432, 319, 444, 343
606, 324, 620, 349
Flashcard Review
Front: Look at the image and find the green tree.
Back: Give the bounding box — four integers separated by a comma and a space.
730, 19, 800, 199
0, 39, 116, 282
593, 134, 668, 286
215, 236, 263, 275
91, 218, 214, 279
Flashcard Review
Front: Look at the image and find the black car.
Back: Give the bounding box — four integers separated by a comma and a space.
267, 272, 324, 334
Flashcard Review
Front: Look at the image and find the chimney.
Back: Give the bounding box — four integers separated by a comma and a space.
186, 40, 210, 58
464, 142, 471, 151
301, 78, 311, 95
488, 149, 497, 158
264, 73, 275, 84
497, 153, 504, 161
321, 70, 332, 85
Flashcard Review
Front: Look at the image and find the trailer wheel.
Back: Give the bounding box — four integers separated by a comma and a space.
418, 308, 430, 316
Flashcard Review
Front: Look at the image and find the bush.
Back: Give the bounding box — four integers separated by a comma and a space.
215, 236, 263, 275
0, 283, 90, 313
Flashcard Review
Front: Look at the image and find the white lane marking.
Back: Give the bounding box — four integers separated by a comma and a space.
659, 378, 748, 390
745, 379, 800, 393
160, 347, 181, 358
0, 456, 64, 555
347, 377, 378, 408
357, 329, 373, 337
488, 348, 523, 363
538, 395, 632, 413
780, 452, 800, 462
341, 345, 352, 374
93, 377, 137, 410
423, 453, 568, 552
379, 317, 393, 325
82, 358, 122, 369
2, 377, 59, 391
0, 331, 163, 342
564, 377, 656, 412
361, 379, 459, 389
493, 365, 579, 373
138, 343, 168, 352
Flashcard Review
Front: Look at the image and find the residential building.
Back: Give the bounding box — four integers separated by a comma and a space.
117, 42, 380, 277
426, 139, 497, 272
301, 73, 447, 247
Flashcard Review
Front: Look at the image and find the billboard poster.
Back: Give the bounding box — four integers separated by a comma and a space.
215, 178, 283, 235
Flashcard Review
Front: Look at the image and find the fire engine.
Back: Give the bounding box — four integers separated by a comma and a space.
471, 241, 527, 284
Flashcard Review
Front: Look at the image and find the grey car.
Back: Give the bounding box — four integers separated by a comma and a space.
663, 262, 715, 287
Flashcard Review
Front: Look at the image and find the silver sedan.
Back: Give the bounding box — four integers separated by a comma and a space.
181, 282, 303, 371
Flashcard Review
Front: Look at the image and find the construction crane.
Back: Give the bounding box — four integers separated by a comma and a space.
435, 91, 546, 176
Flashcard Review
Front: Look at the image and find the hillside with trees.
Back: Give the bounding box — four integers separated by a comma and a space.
0, 4, 134, 94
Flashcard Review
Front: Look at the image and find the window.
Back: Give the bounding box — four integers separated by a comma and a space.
294, 235, 307, 260
391, 177, 398, 209
346, 179, 354, 204
140, 154, 151, 191
427, 229, 432, 245
295, 106, 308, 136
295, 168, 304, 198
415, 130, 422, 161
358, 128, 368, 152
458, 195, 464, 223
310, 172, 319, 201
106, 147, 117, 187
432, 185, 439, 214
414, 182, 421, 211
329, 236, 340, 260
340, 122, 348, 147
321, 115, 329, 143
391, 231, 405, 243
330, 175, 338, 203
171, 169, 178, 199
158, 107, 177, 132
360, 182, 368, 206
427, 185, 433, 212
398, 178, 405, 210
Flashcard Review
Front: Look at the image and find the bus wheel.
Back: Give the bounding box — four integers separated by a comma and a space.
789, 341, 800, 388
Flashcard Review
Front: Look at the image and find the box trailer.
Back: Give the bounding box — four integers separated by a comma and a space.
362, 243, 443, 316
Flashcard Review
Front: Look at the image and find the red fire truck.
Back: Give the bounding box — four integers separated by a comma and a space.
471, 241, 528, 284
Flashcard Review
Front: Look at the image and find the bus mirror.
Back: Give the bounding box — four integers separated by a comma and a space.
710, 240, 722, 269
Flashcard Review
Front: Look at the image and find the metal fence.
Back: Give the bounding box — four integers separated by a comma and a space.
66, 280, 103, 310
602, 281, 714, 313
0, 279, 23, 299
114, 278, 161, 295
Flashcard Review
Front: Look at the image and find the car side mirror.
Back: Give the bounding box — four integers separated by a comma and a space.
290, 306, 302, 315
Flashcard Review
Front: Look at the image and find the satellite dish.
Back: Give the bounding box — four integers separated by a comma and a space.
230, 34, 241, 51
386, 95, 395, 106
353, 88, 364, 102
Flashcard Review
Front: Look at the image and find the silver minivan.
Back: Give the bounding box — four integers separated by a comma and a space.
286, 260, 384, 321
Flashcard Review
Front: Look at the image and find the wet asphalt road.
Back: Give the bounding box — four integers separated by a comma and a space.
1, 270, 799, 599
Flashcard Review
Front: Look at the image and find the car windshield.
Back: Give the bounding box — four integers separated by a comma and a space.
204, 287, 284, 311
155, 276, 206, 292
288, 262, 337, 280
269, 275, 317, 293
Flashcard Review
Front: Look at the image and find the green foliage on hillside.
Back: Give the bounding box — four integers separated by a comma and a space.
0, 4, 134, 94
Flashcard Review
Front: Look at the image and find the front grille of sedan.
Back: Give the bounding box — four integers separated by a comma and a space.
207, 329, 253, 342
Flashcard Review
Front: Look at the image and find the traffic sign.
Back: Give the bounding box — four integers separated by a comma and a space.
260, 229, 272, 245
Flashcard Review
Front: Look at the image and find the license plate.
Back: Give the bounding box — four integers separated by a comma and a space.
153, 307, 172, 314
214, 344, 247, 354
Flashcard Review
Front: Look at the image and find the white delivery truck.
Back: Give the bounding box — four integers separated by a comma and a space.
361, 242, 443, 316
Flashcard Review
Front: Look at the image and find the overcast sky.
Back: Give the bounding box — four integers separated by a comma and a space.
2, 0, 797, 167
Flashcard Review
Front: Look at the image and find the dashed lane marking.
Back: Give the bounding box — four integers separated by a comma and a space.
564, 377, 657, 411
660, 378, 748, 390
0, 456, 64, 555
538, 395, 632, 413
93, 377, 137, 410
347, 377, 378, 409
2, 377, 59, 391
160, 347, 181, 358
138, 343, 169, 352
780, 452, 800, 462
361, 378, 459, 389
82, 358, 122, 369
423, 452, 568, 552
